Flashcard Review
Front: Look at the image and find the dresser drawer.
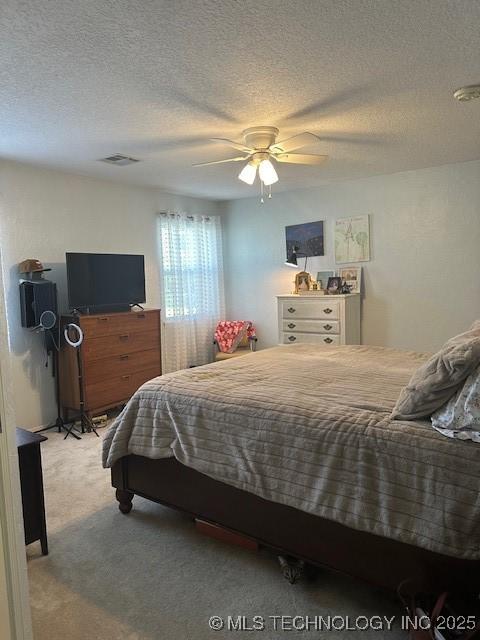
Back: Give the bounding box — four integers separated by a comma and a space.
282, 319, 340, 334
83, 349, 161, 385
83, 329, 160, 361
281, 300, 339, 320
85, 367, 160, 410
80, 310, 159, 339
281, 332, 340, 346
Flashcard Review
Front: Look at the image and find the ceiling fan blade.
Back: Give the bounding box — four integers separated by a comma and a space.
274, 153, 328, 165
210, 138, 253, 153
193, 156, 248, 167
270, 132, 320, 153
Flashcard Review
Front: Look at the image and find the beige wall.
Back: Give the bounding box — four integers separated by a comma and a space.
0, 499, 13, 639
3, 158, 480, 426
0, 160, 219, 429
222, 159, 480, 352
0, 246, 32, 640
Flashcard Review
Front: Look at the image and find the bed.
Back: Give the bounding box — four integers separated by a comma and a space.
103, 344, 480, 592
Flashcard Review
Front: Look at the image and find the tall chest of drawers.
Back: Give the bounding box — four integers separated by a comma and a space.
277, 294, 360, 346
59, 309, 161, 418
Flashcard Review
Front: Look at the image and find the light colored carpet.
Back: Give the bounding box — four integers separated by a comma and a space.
27, 428, 405, 639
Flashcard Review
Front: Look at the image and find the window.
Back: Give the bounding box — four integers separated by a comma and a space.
158, 213, 225, 371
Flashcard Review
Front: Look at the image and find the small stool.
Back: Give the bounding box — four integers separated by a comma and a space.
214, 336, 258, 362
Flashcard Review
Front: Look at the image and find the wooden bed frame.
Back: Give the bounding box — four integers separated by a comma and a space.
111, 454, 480, 593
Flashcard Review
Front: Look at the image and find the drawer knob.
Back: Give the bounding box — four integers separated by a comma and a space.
119, 334, 130, 340
324, 308, 333, 314
288, 335, 296, 342
323, 324, 332, 331
324, 337, 333, 344
287, 323, 296, 329
98, 317, 109, 322
121, 374, 131, 380
120, 354, 129, 361
287, 307, 296, 313
137, 314, 146, 319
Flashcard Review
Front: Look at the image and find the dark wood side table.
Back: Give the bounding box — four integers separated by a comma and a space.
16, 428, 48, 555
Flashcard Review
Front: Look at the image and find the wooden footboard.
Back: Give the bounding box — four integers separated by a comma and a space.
111, 455, 480, 593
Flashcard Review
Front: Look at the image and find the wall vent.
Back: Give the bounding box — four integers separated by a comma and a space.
99, 154, 140, 166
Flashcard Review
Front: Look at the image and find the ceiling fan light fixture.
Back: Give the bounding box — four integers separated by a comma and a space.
258, 159, 278, 186
453, 85, 480, 102
238, 161, 257, 185
195, 127, 327, 202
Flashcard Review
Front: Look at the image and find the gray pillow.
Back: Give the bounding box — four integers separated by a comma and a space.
392, 320, 480, 421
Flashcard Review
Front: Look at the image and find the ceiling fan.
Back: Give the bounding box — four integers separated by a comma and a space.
193, 126, 328, 201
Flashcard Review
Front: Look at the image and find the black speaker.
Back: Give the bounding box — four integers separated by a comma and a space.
20, 280, 58, 328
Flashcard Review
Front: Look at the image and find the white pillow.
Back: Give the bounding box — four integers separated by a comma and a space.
431, 364, 480, 443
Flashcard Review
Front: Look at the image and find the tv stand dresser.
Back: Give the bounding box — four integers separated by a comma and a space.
59, 309, 161, 419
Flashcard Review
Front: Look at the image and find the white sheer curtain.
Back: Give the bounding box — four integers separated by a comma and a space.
158, 212, 225, 372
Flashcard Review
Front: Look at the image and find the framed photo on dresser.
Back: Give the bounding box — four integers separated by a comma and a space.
326, 276, 342, 294
294, 271, 312, 293
316, 270, 335, 291
337, 266, 362, 294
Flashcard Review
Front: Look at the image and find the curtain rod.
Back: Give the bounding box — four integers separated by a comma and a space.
158, 212, 212, 221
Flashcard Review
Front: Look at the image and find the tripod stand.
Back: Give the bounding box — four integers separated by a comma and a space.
35, 338, 80, 440
62, 333, 99, 440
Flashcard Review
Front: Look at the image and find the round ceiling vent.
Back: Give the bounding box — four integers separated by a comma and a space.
453, 85, 480, 102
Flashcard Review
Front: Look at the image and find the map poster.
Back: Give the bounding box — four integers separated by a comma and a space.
335, 215, 370, 263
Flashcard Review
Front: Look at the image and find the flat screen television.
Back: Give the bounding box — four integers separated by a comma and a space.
66, 252, 146, 312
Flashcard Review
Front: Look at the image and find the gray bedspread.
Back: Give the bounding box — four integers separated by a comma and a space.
102, 344, 480, 560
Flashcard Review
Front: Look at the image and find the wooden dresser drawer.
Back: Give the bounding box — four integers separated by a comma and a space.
83, 329, 160, 361
80, 310, 159, 339
281, 332, 340, 346
282, 319, 340, 334
85, 367, 160, 410
281, 300, 339, 320
83, 349, 161, 385
277, 295, 360, 347
59, 308, 162, 416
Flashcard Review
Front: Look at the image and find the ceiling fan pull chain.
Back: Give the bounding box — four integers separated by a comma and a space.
268, 184, 272, 199
260, 180, 264, 204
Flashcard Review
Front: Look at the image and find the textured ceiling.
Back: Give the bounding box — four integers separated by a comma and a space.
1, 0, 480, 200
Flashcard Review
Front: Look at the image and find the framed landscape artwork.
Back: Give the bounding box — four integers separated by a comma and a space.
335, 215, 370, 263
285, 221, 324, 258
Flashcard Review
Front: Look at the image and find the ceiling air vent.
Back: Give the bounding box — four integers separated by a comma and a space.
99, 154, 140, 166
